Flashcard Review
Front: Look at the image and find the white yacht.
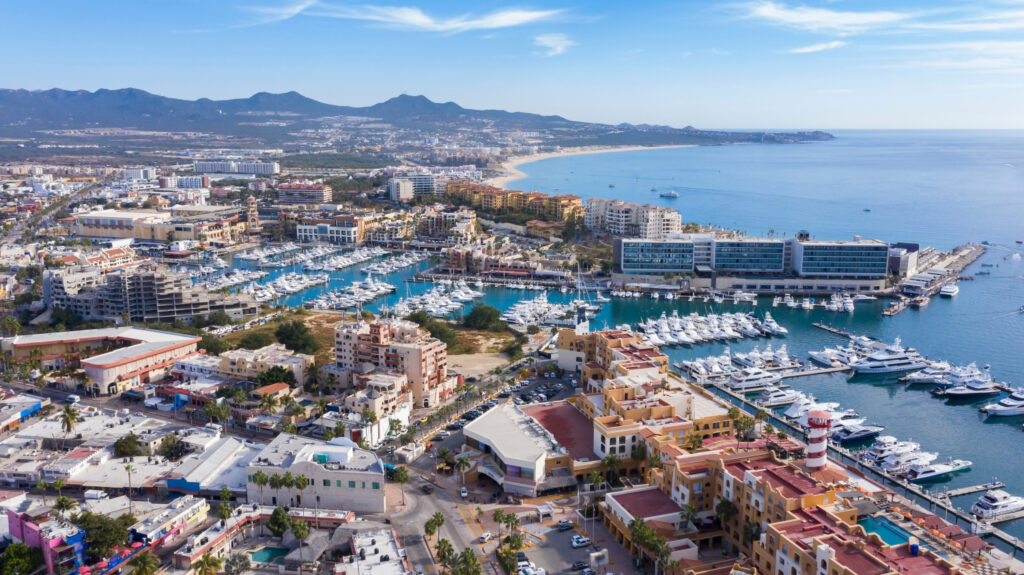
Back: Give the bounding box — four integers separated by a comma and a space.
782, 396, 839, 420
933, 376, 1000, 398
831, 423, 886, 445
756, 387, 803, 407
940, 283, 960, 297
971, 490, 1024, 519
981, 389, 1024, 416
904, 362, 953, 386
905, 458, 972, 482
879, 450, 939, 474
726, 367, 782, 391
848, 338, 928, 374
862, 436, 920, 463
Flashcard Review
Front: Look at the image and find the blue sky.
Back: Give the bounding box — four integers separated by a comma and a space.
5, 1, 1024, 129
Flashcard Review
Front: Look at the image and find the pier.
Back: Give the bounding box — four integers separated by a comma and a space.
779, 365, 850, 378
939, 481, 1006, 498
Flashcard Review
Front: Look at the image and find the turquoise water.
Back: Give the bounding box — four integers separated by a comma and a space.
859, 516, 927, 548
224, 132, 1024, 544
250, 547, 288, 563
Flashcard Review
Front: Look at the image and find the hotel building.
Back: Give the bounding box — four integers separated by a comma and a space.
585, 199, 683, 239
277, 182, 333, 205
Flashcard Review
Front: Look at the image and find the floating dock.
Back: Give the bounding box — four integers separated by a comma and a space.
938, 481, 1006, 498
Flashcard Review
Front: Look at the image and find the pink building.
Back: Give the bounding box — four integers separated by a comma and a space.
7, 509, 87, 574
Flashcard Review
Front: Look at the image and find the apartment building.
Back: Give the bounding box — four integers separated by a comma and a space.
277, 182, 333, 205
296, 214, 374, 244
193, 160, 279, 175
175, 343, 314, 384
245, 433, 386, 513
414, 206, 478, 244
388, 178, 414, 202
158, 176, 209, 189
446, 182, 584, 221
344, 372, 413, 417
585, 199, 682, 239
334, 319, 456, 407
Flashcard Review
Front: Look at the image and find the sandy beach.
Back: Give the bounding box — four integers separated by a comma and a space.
486, 144, 697, 189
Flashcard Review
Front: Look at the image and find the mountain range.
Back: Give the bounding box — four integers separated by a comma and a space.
0, 88, 833, 146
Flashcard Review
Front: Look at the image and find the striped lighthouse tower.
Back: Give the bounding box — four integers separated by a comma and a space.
805, 410, 831, 472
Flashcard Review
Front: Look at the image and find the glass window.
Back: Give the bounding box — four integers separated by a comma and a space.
349, 481, 356, 488
323, 479, 330, 487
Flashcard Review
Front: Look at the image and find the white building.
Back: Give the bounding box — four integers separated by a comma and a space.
585, 199, 681, 239
193, 160, 279, 175
245, 433, 386, 513
388, 178, 414, 202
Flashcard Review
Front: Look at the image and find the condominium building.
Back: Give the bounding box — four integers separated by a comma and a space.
585, 199, 682, 239
158, 176, 209, 189
296, 214, 374, 244
394, 173, 437, 195
388, 178, 414, 202
74, 209, 249, 245
277, 182, 333, 205
334, 319, 456, 407
792, 239, 890, 279
123, 167, 157, 180
344, 372, 413, 417
245, 433, 386, 513
446, 182, 584, 221
413, 206, 477, 244
193, 160, 279, 175
175, 344, 315, 384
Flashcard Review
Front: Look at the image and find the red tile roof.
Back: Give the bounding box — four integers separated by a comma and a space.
609, 487, 680, 519
521, 402, 598, 461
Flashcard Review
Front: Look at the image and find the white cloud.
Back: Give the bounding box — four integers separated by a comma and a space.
907, 9, 1024, 32
787, 40, 847, 53
888, 41, 1024, 73
534, 33, 575, 56
240, 0, 317, 27
308, 4, 563, 33
743, 1, 910, 34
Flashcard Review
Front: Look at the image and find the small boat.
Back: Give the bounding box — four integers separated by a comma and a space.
1017, 240, 1023, 244
863, 208, 871, 212
909, 295, 930, 308
939, 283, 959, 297
905, 458, 972, 482
659, 190, 679, 198
608, 184, 615, 188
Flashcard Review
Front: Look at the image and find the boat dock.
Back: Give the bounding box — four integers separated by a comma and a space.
812, 323, 863, 338
780, 365, 850, 378
939, 481, 1006, 498
883, 297, 909, 316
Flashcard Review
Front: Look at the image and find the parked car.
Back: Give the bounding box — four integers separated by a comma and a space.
460, 487, 468, 498
480, 532, 492, 543
570, 535, 591, 548
557, 522, 574, 532
582, 568, 596, 575
420, 484, 434, 494
65, 395, 81, 404
446, 421, 465, 430
571, 562, 589, 571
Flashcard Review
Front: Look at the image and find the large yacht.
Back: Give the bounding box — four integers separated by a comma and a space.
981, 389, 1024, 416
971, 490, 1024, 519
904, 362, 953, 386
848, 338, 928, 374
940, 283, 960, 297
879, 450, 938, 474
932, 378, 1000, 398
726, 367, 782, 391
783, 396, 839, 420
905, 458, 972, 482
830, 423, 886, 445
756, 387, 804, 407
862, 436, 920, 463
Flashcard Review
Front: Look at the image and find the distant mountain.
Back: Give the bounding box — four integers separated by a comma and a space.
0, 88, 832, 145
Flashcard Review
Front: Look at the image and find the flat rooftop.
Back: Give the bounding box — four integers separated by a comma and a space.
3, 327, 199, 368
608, 487, 680, 519
464, 403, 560, 464
521, 402, 599, 462
250, 433, 382, 474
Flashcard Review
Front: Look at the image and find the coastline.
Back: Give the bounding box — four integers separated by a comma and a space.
486, 144, 696, 189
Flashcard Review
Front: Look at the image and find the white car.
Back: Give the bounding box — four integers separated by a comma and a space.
570, 535, 591, 548
460, 487, 468, 498
480, 532, 492, 543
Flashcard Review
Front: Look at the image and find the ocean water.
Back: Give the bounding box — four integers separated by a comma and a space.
226, 131, 1024, 544
509, 130, 1024, 250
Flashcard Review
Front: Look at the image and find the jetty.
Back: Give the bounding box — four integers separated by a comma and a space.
780, 365, 850, 378
939, 481, 1006, 498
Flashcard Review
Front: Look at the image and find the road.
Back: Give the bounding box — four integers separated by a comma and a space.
1, 176, 112, 245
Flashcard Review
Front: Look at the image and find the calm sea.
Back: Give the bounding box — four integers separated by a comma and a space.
233, 131, 1024, 543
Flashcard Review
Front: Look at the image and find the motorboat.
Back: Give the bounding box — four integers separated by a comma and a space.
940, 283, 960, 297
905, 458, 972, 482
726, 367, 782, 391
831, 423, 885, 445
909, 295, 931, 308
659, 190, 679, 198
904, 363, 953, 386
879, 450, 938, 474
971, 490, 1024, 519
797, 408, 864, 429
848, 338, 928, 374
933, 373, 1000, 398
783, 396, 839, 420
755, 387, 803, 407
980, 389, 1024, 416
862, 436, 920, 463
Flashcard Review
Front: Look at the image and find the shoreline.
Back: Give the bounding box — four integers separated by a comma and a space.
486, 144, 696, 189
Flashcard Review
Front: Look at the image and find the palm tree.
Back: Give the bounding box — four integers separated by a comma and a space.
253, 470, 269, 507
454, 456, 471, 486
293, 474, 308, 507
393, 466, 410, 505
587, 470, 603, 491
29, 347, 44, 369
715, 499, 738, 527
316, 398, 328, 434
679, 503, 699, 532
388, 418, 403, 438
260, 393, 279, 415
361, 408, 378, 446
192, 551, 222, 575
684, 432, 704, 452
431, 511, 445, 536
435, 539, 455, 574
601, 454, 622, 483
269, 474, 283, 505
727, 406, 741, 437
291, 519, 309, 575
51, 478, 66, 497
53, 495, 77, 519
130, 551, 160, 575
34, 480, 48, 506
204, 401, 225, 424
503, 512, 520, 535
124, 464, 135, 516
59, 404, 81, 448
492, 509, 506, 538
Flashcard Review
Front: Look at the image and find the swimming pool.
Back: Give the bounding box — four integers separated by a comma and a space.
250, 547, 289, 564
858, 516, 928, 548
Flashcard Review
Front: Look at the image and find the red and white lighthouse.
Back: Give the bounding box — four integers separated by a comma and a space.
805, 410, 831, 472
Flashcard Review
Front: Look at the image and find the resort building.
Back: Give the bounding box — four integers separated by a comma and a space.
296, 214, 374, 244
334, 319, 457, 408
446, 182, 584, 221
585, 199, 682, 239
245, 433, 387, 513
211, 344, 314, 384
277, 182, 333, 205
1, 327, 201, 395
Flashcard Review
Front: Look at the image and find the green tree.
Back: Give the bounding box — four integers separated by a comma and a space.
70, 511, 130, 557
52, 478, 66, 497
393, 466, 410, 505
715, 499, 738, 526
0, 314, 21, 338
463, 304, 504, 331
492, 509, 506, 538
218, 502, 232, 523
631, 444, 647, 464
192, 551, 223, 575
435, 539, 456, 574
0, 542, 44, 575
224, 553, 251, 575
679, 503, 699, 532
257, 365, 297, 387
33, 480, 48, 507
684, 432, 704, 452
59, 404, 82, 448
53, 495, 77, 519
291, 519, 309, 574
275, 320, 319, 354
454, 456, 471, 486
496, 548, 518, 574
238, 331, 273, 350
113, 432, 144, 457
457, 547, 481, 575
129, 551, 161, 575
502, 512, 520, 535
124, 464, 135, 516
260, 393, 280, 414
601, 453, 622, 483
199, 335, 231, 355
587, 470, 603, 490
742, 521, 763, 545
267, 507, 291, 537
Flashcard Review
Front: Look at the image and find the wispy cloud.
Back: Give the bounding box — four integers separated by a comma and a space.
742, 1, 910, 35
816, 88, 853, 94
534, 33, 575, 56
893, 41, 1024, 73
307, 3, 563, 33
239, 0, 317, 27
787, 40, 847, 53
907, 8, 1024, 32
